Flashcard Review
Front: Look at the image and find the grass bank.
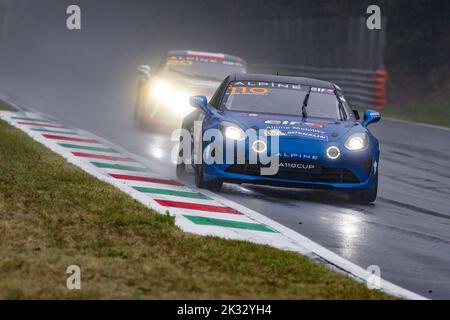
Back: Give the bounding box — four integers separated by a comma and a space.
0, 99, 15, 111
382, 101, 450, 128
0, 109, 392, 299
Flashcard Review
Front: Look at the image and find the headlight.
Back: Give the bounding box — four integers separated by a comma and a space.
173, 90, 193, 112
220, 122, 246, 141
344, 133, 368, 151
252, 140, 267, 153
150, 79, 194, 115
326, 146, 341, 159
150, 79, 172, 102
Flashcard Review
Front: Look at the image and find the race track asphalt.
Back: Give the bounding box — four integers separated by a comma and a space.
1, 72, 449, 299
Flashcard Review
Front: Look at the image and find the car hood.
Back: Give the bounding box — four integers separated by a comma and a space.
221, 111, 359, 142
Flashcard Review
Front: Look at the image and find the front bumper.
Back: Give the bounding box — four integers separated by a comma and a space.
202, 138, 378, 190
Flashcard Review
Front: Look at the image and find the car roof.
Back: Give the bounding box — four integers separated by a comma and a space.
231, 73, 334, 88
166, 50, 246, 64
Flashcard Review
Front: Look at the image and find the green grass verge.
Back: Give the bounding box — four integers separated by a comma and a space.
0, 100, 15, 111
0, 117, 393, 299
382, 101, 450, 128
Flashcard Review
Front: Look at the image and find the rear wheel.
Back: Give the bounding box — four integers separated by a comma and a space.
349, 172, 378, 204
176, 135, 189, 179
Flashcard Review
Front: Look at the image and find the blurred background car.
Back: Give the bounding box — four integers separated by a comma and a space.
134, 50, 247, 129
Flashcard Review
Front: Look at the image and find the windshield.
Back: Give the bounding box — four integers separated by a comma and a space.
160, 56, 246, 81
221, 81, 345, 120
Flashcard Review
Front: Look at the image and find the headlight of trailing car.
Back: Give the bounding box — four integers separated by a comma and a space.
149, 78, 194, 114
220, 122, 246, 141
344, 132, 368, 151
150, 78, 172, 102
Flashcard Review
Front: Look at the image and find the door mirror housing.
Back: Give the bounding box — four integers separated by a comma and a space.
137, 65, 151, 78
189, 95, 211, 115
362, 109, 381, 127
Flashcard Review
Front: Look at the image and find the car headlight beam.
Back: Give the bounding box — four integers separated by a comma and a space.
149, 78, 195, 115
345, 133, 368, 151
150, 79, 173, 102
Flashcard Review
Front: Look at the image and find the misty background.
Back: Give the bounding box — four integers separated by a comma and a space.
0, 0, 449, 109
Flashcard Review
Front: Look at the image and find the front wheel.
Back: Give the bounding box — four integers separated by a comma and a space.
348, 172, 378, 204
195, 162, 223, 191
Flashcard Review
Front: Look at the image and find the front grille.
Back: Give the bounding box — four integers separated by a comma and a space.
226, 162, 360, 183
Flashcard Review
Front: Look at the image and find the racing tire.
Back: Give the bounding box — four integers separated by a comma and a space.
195, 162, 223, 191
176, 163, 187, 179
349, 172, 378, 204
176, 130, 190, 179
134, 80, 151, 130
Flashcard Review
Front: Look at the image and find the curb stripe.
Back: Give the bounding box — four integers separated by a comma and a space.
72, 151, 135, 162
109, 173, 183, 186
133, 186, 210, 200
184, 215, 277, 232
59, 143, 117, 153
155, 199, 241, 214
12, 116, 53, 123
17, 121, 65, 128
42, 134, 98, 143
32, 128, 79, 135
91, 162, 147, 172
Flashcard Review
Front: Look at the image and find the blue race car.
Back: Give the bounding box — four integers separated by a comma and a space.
177, 74, 381, 204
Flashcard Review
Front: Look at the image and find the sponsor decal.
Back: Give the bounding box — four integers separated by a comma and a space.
311, 87, 335, 95
279, 162, 316, 170
264, 129, 286, 136
231, 81, 303, 91
277, 153, 319, 160
167, 55, 243, 67
278, 161, 322, 173
265, 122, 328, 141
166, 59, 193, 66
264, 120, 323, 128
303, 122, 324, 129
284, 131, 328, 141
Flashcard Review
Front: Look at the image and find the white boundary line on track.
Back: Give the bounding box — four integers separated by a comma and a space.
0, 94, 427, 300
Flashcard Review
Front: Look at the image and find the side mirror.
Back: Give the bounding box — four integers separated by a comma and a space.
137, 65, 151, 78
362, 109, 381, 127
189, 95, 210, 115
352, 109, 360, 120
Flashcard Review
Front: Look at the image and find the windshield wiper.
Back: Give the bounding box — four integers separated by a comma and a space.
167, 68, 222, 81
301, 87, 312, 119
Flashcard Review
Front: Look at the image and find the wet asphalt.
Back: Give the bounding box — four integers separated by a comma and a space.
0, 72, 449, 299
